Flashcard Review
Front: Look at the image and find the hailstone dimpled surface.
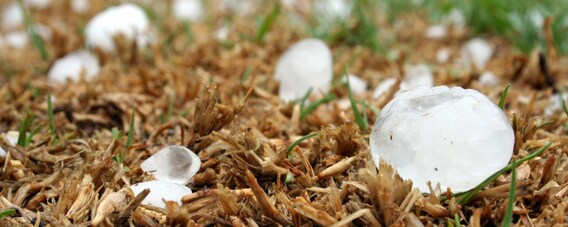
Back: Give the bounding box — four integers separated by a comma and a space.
370, 86, 514, 192
140, 146, 201, 185
275, 38, 332, 101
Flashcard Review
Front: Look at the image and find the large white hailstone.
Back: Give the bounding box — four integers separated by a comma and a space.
172, 0, 204, 22
71, 0, 89, 14
85, 3, 151, 52
461, 38, 493, 70
425, 24, 447, 40
130, 180, 192, 208
314, 0, 352, 20
48, 51, 100, 84
2, 2, 24, 30
141, 146, 201, 185
275, 38, 332, 101
24, 0, 51, 9
370, 86, 514, 192
341, 74, 367, 94
0, 131, 19, 157
373, 78, 397, 99
478, 71, 499, 87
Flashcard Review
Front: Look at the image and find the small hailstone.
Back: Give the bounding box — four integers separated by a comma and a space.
219, 0, 256, 16
0, 131, 19, 157
370, 86, 514, 192
173, 0, 204, 22
425, 24, 447, 40
461, 38, 493, 70
446, 9, 465, 27
478, 71, 499, 86
544, 93, 568, 116
3, 31, 28, 49
2, 2, 24, 30
314, 0, 352, 20
48, 50, 100, 84
24, 0, 51, 10
85, 3, 151, 52
530, 10, 544, 29
373, 78, 397, 99
341, 74, 367, 95
436, 48, 450, 63
401, 64, 433, 90
214, 25, 229, 41
274, 38, 332, 101
130, 180, 192, 208
71, 0, 89, 14
140, 146, 201, 185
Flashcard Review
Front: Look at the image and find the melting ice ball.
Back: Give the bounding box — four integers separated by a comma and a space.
130, 180, 192, 208
140, 146, 201, 185
48, 51, 100, 84
461, 38, 493, 70
275, 38, 332, 101
370, 86, 514, 192
85, 3, 151, 52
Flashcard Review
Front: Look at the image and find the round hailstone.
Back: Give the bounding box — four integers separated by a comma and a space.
24, 0, 51, 10
274, 38, 332, 101
401, 64, 433, 91
48, 51, 100, 84
461, 38, 493, 70
436, 48, 450, 63
0, 131, 19, 157
341, 74, 367, 95
478, 71, 499, 87
71, 0, 89, 14
140, 146, 201, 185
373, 78, 397, 99
2, 2, 24, 30
84, 3, 150, 52
370, 86, 514, 192
3, 31, 28, 49
544, 92, 568, 116
424, 24, 447, 40
173, 0, 204, 22
130, 180, 192, 208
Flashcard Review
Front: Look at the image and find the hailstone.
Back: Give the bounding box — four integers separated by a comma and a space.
314, 0, 352, 21
461, 38, 493, 70
2, 2, 23, 30
425, 24, 447, 40
478, 71, 499, 87
370, 86, 514, 192
140, 146, 201, 185
341, 74, 367, 94
130, 180, 192, 208
274, 38, 332, 101
0, 131, 19, 157
84, 3, 151, 52
48, 50, 100, 84
173, 0, 204, 22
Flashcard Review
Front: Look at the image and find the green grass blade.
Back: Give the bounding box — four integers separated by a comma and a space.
498, 84, 510, 110
241, 65, 253, 83
125, 109, 135, 151
287, 133, 318, 159
256, 3, 280, 43
559, 93, 568, 117
299, 93, 335, 121
17, 114, 33, 147
457, 141, 552, 204
47, 94, 57, 139
347, 76, 368, 131
454, 214, 461, 227
0, 208, 16, 219
182, 22, 194, 44
17, 0, 48, 60
502, 158, 517, 227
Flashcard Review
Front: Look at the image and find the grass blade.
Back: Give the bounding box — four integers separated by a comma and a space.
347, 76, 368, 131
17, 114, 33, 147
287, 133, 318, 159
502, 158, 516, 227
454, 214, 461, 227
0, 208, 16, 219
299, 93, 335, 121
559, 93, 568, 117
47, 94, 57, 140
125, 109, 135, 151
17, 0, 48, 60
457, 141, 552, 204
256, 3, 280, 43
498, 84, 510, 110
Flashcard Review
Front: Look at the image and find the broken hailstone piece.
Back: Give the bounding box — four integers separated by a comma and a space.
85, 3, 151, 52
0, 131, 19, 157
141, 145, 201, 185
461, 38, 493, 70
370, 86, 514, 192
48, 50, 100, 84
130, 180, 192, 208
173, 0, 204, 22
275, 38, 332, 101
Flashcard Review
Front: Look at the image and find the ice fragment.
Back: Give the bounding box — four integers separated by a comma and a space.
130, 180, 192, 208
140, 146, 201, 185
